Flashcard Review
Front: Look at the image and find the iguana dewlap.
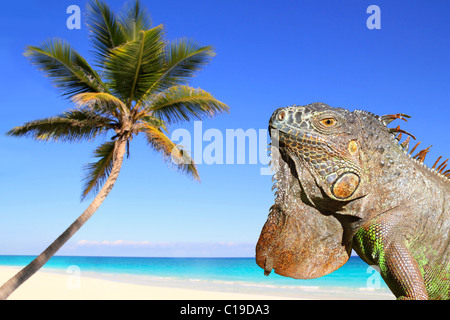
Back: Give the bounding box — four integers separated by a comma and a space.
256, 103, 449, 300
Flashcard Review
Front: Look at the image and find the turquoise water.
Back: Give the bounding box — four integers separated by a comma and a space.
0, 255, 389, 293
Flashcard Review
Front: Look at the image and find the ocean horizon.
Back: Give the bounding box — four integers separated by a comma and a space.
0, 255, 392, 299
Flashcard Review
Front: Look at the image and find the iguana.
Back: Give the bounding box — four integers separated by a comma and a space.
256, 102, 450, 300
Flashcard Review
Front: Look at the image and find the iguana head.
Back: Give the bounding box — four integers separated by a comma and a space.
256, 102, 367, 279
269, 102, 366, 204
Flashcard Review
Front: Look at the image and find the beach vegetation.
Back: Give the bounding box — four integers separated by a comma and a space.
0, 0, 228, 299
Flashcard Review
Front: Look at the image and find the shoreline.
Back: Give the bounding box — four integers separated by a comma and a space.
0, 266, 394, 300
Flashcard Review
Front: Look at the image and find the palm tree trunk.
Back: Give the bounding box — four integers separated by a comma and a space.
0, 138, 127, 300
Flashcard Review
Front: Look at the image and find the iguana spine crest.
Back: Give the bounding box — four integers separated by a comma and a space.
355, 109, 449, 181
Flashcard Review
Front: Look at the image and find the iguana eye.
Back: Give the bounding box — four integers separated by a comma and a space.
320, 118, 336, 127
277, 111, 286, 121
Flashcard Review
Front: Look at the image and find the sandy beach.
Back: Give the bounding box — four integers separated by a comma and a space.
0, 266, 394, 300
0, 266, 291, 300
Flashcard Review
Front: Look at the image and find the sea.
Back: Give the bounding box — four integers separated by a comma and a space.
0, 255, 393, 299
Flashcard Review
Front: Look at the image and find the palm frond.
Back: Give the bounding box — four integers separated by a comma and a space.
72, 92, 127, 117
82, 141, 116, 200
104, 25, 165, 105
7, 109, 115, 142
143, 124, 199, 181
137, 115, 168, 132
86, 0, 128, 67
119, 0, 152, 41
166, 39, 215, 81
138, 39, 215, 101
144, 85, 229, 124
24, 39, 106, 98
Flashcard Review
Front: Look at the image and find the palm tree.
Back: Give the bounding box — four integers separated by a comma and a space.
0, 0, 228, 299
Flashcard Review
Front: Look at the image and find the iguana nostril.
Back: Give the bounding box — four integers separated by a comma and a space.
277, 111, 286, 121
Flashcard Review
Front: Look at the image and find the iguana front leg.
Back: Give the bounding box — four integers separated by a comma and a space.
353, 222, 428, 300
382, 242, 428, 299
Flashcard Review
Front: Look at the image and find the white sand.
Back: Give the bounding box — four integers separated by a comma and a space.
0, 267, 289, 300
0, 266, 394, 300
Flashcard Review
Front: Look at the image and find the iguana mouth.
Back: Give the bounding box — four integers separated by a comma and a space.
269, 125, 330, 160
272, 126, 343, 176
270, 125, 361, 200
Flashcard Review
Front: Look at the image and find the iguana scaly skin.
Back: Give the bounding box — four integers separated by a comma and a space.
256, 102, 450, 300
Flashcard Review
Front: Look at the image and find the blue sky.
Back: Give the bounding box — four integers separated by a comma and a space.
0, 0, 449, 257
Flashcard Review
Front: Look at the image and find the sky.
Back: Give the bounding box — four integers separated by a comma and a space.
0, 0, 449, 257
